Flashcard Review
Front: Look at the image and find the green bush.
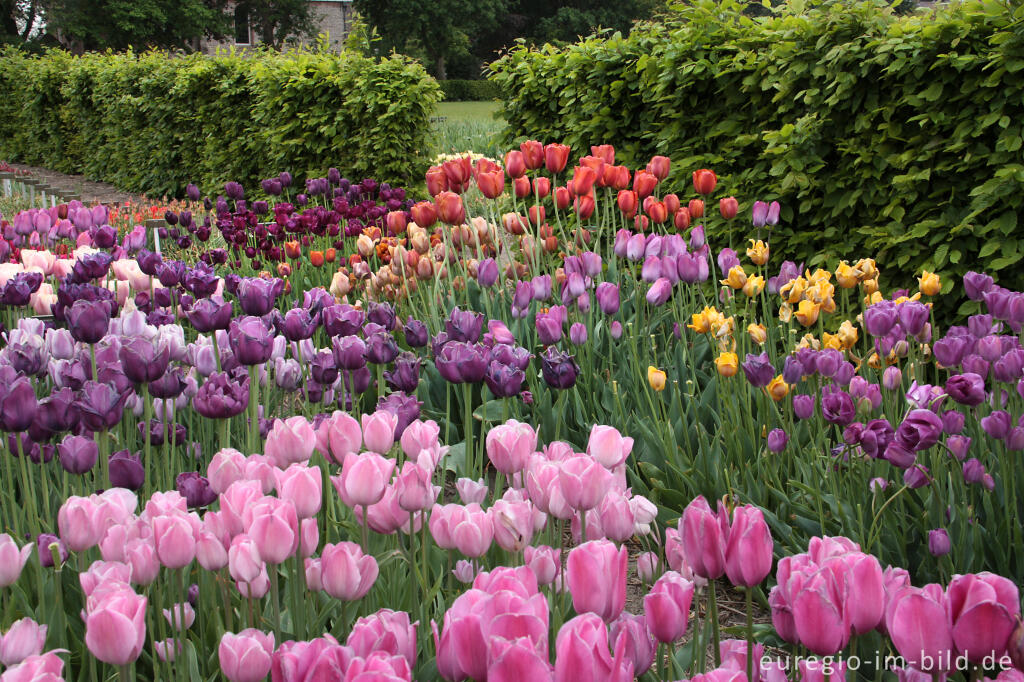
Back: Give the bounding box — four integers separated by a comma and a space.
489, 0, 1024, 316
0, 47, 442, 197
439, 79, 501, 101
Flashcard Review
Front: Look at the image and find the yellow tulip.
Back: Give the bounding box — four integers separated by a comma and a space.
837, 320, 859, 348
747, 323, 767, 345
746, 239, 770, 266
861, 278, 879, 295
715, 352, 739, 377
835, 261, 860, 289
823, 332, 843, 350
864, 291, 883, 306
647, 366, 667, 391
687, 311, 712, 334
720, 265, 748, 290
856, 258, 878, 281
919, 270, 941, 296
780, 277, 806, 305
806, 268, 832, 285
821, 296, 837, 314
742, 275, 766, 297
796, 333, 821, 351
778, 302, 793, 323
765, 375, 790, 401
794, 299, 820, 327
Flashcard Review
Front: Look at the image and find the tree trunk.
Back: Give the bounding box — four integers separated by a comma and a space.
435, 55, 447, 81
18, 0, 38, 39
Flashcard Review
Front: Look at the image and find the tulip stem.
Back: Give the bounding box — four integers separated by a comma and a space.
709, 581, 721, 667
118, 664, 130, 682
463, 383, 474, 479
220, 419, 230, 453
249, 364, 259, 455
269, 565, 283, 640
745, 587, 754, 682
16, 437, 40, 538
361, 505, 370, 555
142, 383, 152, 489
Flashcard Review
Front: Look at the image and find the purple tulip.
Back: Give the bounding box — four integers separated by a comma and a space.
476, 258, 499, 288
882, 366, 903, 391
782, 356, 804, 385
964, 271, 994, 301
445, 307, 483, 343
228, 316, 274, 366
863, 301, 898, 337
364, 329, 399, 365
903, 465, 930, 489
717, 248, 739, 274
981, 410, 1012, 440
279, 308, 318, 341
535, 310, 563, 346
793, 394, 815, 420
569, 323, 588, 346
176, 472, 217, 508
0, 374, 38, 433
57, 434, 98, 474
65, 299, 111, 344
646, 278, 672, 306
484, 361, 525, 398
36, 534, 68, 568
752, 201, 769, 228
595, 282, 620, 315
895, 409, 944, 452
376, 392, 422, 438
366, 302, 397, 331
109, 449, 145, 490
119, 338, 170, 385
193, 372, 249, 419
944, 373, 986, 406
928, 529, 951, 557
384, 353, 421, 393
767, 428, 788, 453
932, 335, 972, 368
821, 388, 855, 426
541, 347, 580, 389
435, 342, 488, 384
898, 301, 930, 336
236, 277, 282, 317
76, 381, 130, 432
741, 352, 775, 388
186, 297, 232, 333
531, 275, 552, 301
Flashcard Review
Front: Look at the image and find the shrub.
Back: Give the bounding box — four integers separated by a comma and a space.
439, 78, 502, 101
489, 0, 1024, 317
0, 46, 442, 196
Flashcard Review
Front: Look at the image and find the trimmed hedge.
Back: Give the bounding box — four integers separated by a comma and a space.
0, 47, 442, 196
439, 79, 502, 101
489, 0, 1024, 313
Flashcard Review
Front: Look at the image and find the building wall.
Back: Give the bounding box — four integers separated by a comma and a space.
200, 0, 354, 54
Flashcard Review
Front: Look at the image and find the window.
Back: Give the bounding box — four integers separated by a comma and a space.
234, 5, 251, 45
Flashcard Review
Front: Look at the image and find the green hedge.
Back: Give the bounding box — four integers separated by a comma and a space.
0, 47, 442, 196
439, 79, 502, 101
489, 0, 1024, 313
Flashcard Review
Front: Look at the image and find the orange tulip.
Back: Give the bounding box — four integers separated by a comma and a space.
504, 150, 526, 178
692, 169, 717, 196
605, 165, 630, 190
673, 207, 691, 231
474, 158, 501, 176
544, 143, 570, 173
555, 186, 571, 211
591, 144, 615, 165
574, 193, 595, 220
310, 251, 325, 267
646, 155, 671, 181
476, 170, 505, 199
325, 248, 336, 263
528, 205, 546, 227
580, 156, 606, 185
520, 140, 544, 170
617, 190, 638, 217
425, 166, 448, 196
502, 213, 528, 235
443, 157, 473, 193
634, 215, 649, 232
513, 176, 531, 198
633, 170, 658, 199
646, 200, 668, 224
284, 241, 301, 259
719, 197, 739, 220
410, 201, 437, 228
688, 199, 704, 218
570, 165, 598, 196
435, 191, 466, 225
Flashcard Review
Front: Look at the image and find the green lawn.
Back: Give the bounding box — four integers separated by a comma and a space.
430, 101, 506, 159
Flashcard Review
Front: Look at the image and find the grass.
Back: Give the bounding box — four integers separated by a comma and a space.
0, 191, 36, 220
430, 101, 506, 160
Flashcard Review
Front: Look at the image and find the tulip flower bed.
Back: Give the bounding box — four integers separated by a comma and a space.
1, 140, 1024, 680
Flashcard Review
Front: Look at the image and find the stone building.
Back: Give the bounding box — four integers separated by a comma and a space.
203, 0, 356, 53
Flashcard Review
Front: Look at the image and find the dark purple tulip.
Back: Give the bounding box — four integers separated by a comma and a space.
941, 410, 965, 435
57, 434, 98, 474
1, 272, 42, 306
0, 375, 38, 433
767, 428, 788, 453
895, 409, 944, 452
181, 262, 219, 298
540, 346, 580, 389
66, 299, 111, 344
793, 394, 815, 420
278, 307, 317, 339
341, 367, 372, 397
944, 373, 986, 406
37, 534, 68, 568
279, 172, 293, 188
228, 316, 274, 366
367, 302, 397, 331
223, 274, 241, 296
963, 457, 986, 485
964, 271, 994, 301
365, 329, 399, 365
224, 181, 244, 201
645, 278, 672, 306
384, 353, 421, 393
932, 335, 971, 368
91, 225, 118, 250
595, 282, 620, 315
308, 350, 337, 385
76, 381, 130, 432
402, 318, 428, 348
981, 410, 1012, 440
7, 340, 46, 376
119, 338, 170, 385
186, 297, 232, 333
376, 391, 422, 438
782, 356, 804, 385
484, 361, 525, 398
1007, 427, 1024, 451
186, 183, 201, 201
445, 307, 484, 344
193, 371, 249, 419
903, 465, 930, 489
322, 304, 364, 337
490, 344, 531, 371
176, 472, 217, 508
435, 341, 488, 384
983, 287, 1012, 320
477, 258, 499, 288
38, 388, 79, 433
261, 178, 282, 196
252, 200, 269, 215
882, 441, 915, 469
860, 419, 895, 458
333, 335, 367, 370
569, 322, 588, 346
821, 388, 855, 426
236, 277, 283, 317
156, 260, 186, 288
109, 450, 145, 490
137, 249, 163, 276
863, 301, 898, 337
138, 420, 182, 447
741, 352, 774, 388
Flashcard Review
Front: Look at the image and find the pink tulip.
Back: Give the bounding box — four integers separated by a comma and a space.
792, 568, 849, 655
799, 658, 847, 682
433, 589, 488, 681
643, 571, 695, 643
300, 518, 319, 558
807, 535, 859, 563
0, 534, 32, 588
488, 636, 552, 682
554, 613, 634, 682
305, 558, 323, 591
196, 530, 229, 571
247, 497, 299, 565
525, 457, 562, 516
586, 425, 634, 469
316, 411, 363, 464
400, 419, 441, 459
827, 551, 885, 634
84, 586, 147, 665
597, 490, 635, 543
243, 455, 277, 495
57, 496, 102, 553
236, 566, 270, 599
265, 416, 316, 466
342, 651, 412, 681
451, 504, 494, 558
637, 552, 660, 583
428, 504, 462, 549
228, 535, 264, 584
473, 566, 539, 596
207, 449, 247, 493
219, 630, 275, 682
724, 505, 774, 587
142, 490, 188, 519
154, 638, 181, 663
453, 560, 477, 584
524, 545, 560, 586
356, 485, 422, 535
79, 561, 132, 597
275, 463, 322, 519
163, 603, 195, 631
566, 540, 627, 622
0, 619, 47, 667
486, 419, 537, 475
491, 498, 535, 552
346, 609, 418, 667
321, 542, 378, 601
220, 480, 264, 536
394, 461, 436, 513
719, 639, 766, 680
681, 496, 730, 580
880, 566, 912, 635
456, 478, 488, 504
270, 636, 352, 681
361, 410, 399, 454
0, 651, 66, 682
558, 456, 614, 512
629, 495, 657, 536
333, 453, 396, 508
687, 668, 749, 682
151, 513, 196, 569
610, 612, 655, 676
125, 539, 159, 586
947, 572, 1020, 663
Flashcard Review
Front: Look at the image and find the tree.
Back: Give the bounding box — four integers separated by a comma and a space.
353, 0, 507, 79
234, 0, 321, 50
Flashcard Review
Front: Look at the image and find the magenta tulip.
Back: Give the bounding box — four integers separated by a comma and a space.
488, 636, 553, 682
947, 572, 1020, 663
886, 585, 955, 672
57, 495, 102, 553
566, 540, 627, 622
724, 504, 773, 587
610, 613, 655, 676
643, 571, 695, 643
347, 609, 418, 668
452, 504, 494, 558
681, 496, 730, 580
553, 613, 634, 682
791, 569, 848, 655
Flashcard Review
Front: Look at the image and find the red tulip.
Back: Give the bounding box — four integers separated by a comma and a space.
574, 193, 594, 220
673, 208, 691, 230
544, 143, 570, 173
474, 157, 501, 176
646, 200, 668, 224
477, 170, 506, 199
520, 140, 544, 170
555, 186, 572, 211
605, 165, 630, 190
426, 166, 448, 196
947, 572, 1020, 663
386, 210, 407, 234
436, 192, 466, 226
570, 165, 598, 196
616, 190, 638, 217
533, 177, 551, 198
692, 168, 717, 195
680, 496, 729, 580
410, 200, 438, 229
591, 144, 615, 165
504, 150, 526, 178
632, 170, 658, 199
646, 155, 671, 181
886, 584, 954, 672
719, 196, 739, 219
513, 176, 531, 198
643, 571, 695, 643
724, 505, 773, 587
566, 540, 628, 622
443, 157, 473, 193
528, 205, 546, 227
634, 215, 649, 232
688, 198, 705, 218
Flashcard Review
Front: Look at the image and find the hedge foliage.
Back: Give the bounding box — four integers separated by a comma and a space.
0, 47, 442, 196
439, 79, 502, 101
490, 0, 1024, 313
